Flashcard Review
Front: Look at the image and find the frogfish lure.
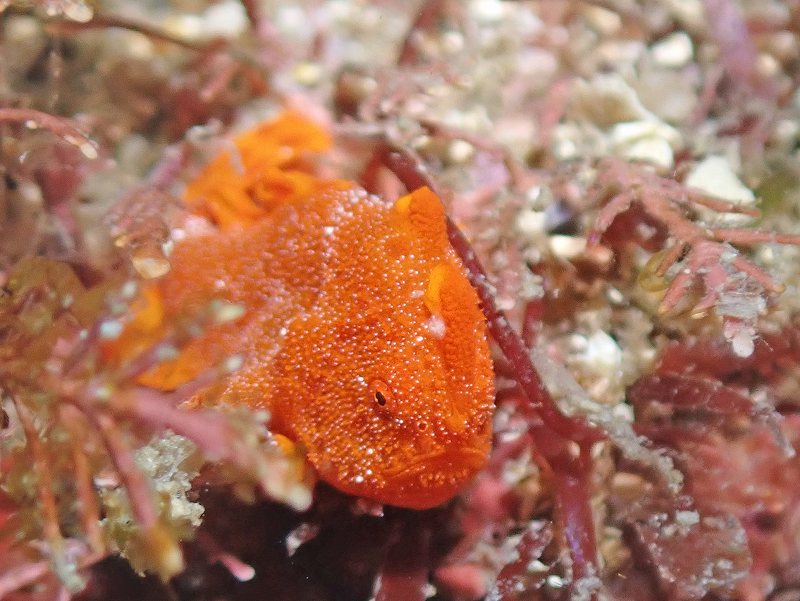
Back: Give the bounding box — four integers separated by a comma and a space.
113, 112, 496, 509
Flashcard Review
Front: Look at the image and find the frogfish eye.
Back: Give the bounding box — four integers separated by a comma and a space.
368, 378, 393, 409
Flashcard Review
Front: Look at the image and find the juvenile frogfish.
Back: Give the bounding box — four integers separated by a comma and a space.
115, 113, 495, 509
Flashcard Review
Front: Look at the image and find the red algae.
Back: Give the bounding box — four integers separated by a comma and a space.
627, 328, 800, 599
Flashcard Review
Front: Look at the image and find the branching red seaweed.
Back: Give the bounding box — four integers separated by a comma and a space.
0, 108, 97, 159
369, 139, 605, 598
589, 158, 800, 356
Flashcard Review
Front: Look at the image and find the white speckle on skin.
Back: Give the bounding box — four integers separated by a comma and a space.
213, 301, 246, 323
99, 320, 123, 340
120, 280, 138, 298
425, 315, 446, 338
224, 355, 244, 373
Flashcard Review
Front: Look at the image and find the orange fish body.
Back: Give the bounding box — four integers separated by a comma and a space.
119, 116, 495, 509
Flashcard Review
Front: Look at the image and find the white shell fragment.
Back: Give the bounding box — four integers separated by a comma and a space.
549, 235, 587, 259
571, 74, 657, 126
567, 74, 684, 168
685, 156, 756, 205
582, 330, 623, 375
651, 32, 693, 68
610, 120, 682, 168
515, 210, 547, 237
164, 0, 246, 41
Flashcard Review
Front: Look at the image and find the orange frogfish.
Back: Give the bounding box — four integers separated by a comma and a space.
116, 112, 495, 509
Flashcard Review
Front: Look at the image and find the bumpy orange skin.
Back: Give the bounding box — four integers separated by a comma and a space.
136, 189, 494, 509
118, 116, 495, 509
